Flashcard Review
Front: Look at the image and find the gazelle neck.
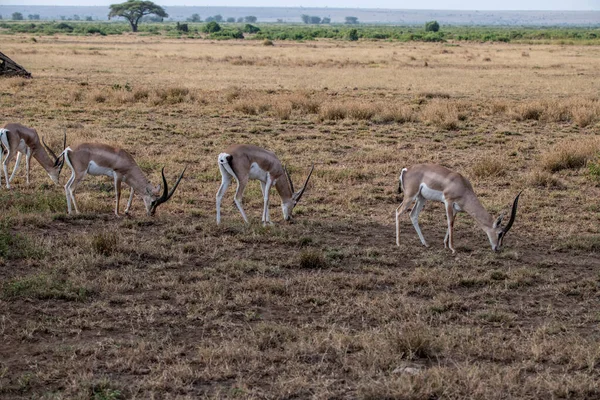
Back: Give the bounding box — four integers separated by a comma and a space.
31, 146, 57, 174
461, 192, 495, 230
275, 177, 293, 203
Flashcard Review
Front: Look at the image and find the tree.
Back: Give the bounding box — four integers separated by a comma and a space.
345, 16, 358, 24
187, 13, 201, 22
347, 28, 358, 41
85, 16, 93, 21
226, 17, 235, 23
425, 20, 440, 32
322, 17, 331, 24
202, 21, 221, 33
301, 14, 310, 24
214, 14, 223, 22
108, 0, 168, 32
28, 14, 40, 20
244, 16, 257, 23
205, 16, 215, 22
237, 17, 243, 23
12, 12, 24, 20
243, 24, 260, 34
176, 22, 188, 32
309, 16, 321, 24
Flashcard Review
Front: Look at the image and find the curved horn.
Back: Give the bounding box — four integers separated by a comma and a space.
284, 165, 294, 193
502, 191, 522, 235
152, 166, 187, 209
42, 136, 59, 163
166, 166, 186, 201
293, 164, 314, 203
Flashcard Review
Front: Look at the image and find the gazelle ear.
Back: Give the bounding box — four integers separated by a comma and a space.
493, 214, 504, 228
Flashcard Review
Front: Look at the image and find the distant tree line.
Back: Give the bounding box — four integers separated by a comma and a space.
300, 15, 331, 24
190, 14, 257, 23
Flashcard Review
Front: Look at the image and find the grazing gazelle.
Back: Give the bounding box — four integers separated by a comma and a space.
62, 143, 185, 216
396, 164, 521, 253
0, 123, 65, 188
216, 144, 314, 225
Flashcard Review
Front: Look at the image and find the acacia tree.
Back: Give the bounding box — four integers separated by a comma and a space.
108, 0, 168, 32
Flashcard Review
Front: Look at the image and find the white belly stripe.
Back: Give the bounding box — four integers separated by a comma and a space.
419, 183, 445, 202
419, 183, 462, 211
248, 162, 269, 182
87, 161, 115, 178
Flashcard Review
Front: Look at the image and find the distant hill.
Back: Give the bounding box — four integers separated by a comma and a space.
0, 6, 599, 25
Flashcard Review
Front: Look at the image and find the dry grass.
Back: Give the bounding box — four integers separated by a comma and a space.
1, 35, 600, 399
541, 138, 600, 172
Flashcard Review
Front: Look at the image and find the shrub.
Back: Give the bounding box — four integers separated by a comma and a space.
243, 24, 260, 34
263, 39, 274, 46
202, 21, 221, 33
347, 28, 359, 41
425, 20, 440, 32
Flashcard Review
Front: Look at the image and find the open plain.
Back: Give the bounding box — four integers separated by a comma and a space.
1, 34, 600, 399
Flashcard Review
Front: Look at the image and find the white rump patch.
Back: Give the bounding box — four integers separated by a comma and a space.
218, 153, 230, 164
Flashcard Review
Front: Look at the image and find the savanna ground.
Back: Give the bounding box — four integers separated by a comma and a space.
1, 34, 600, 399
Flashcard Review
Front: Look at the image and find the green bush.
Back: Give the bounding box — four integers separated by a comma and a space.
202, 21, 221, 33
425, 20, 440, 32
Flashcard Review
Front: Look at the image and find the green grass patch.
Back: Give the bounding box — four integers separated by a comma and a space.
2, 271, 91, 301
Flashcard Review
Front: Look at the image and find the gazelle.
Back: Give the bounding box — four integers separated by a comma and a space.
216, 144, 314, 225
395, 164, 521, 253
0, 123, 65, 188
62, 143, 185, 216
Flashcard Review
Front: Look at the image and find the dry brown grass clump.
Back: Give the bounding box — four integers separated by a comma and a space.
286, 92, 321, 114
151, 86, 193, 105
319, 103, 348, 121
346, 101, 379, 121
419, 99, 462, 130
375, 104, 415, 123
471, 157, 507, 179
528, 170, 564, 188
541, 139, 600, 172
91, 231, 118, 256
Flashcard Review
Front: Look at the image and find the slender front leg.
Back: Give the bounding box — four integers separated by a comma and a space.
124, 187, 134, 215
67, 173, 85, 215
261, 175, 273, 226
25, 147, 31, 185
410, 197, 428, 247
114, 175, 122, 217
444, 208, 457, 250
444, 201, 456, 254
216, 164, 232, 225
395, 199, 413, 246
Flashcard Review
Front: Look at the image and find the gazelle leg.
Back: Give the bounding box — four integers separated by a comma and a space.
216, 164, 232, 225
395, 198, 413, 246
124, 187, 134, 215
444, 202, 457, 254
233, 176, 249, 224
25, 147, 32, 185
114, 175, 122, 217
3, 150, 16, 189
261, 175, 273, 226
68, 174, 85, 215
8, 152, 22, 184
410, 197, 428, 247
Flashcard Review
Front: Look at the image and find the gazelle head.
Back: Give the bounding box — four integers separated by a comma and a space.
486, 192, 522, 252
282, 164, 315, 221
41, 133, 66, 185
144, 167, 186, 216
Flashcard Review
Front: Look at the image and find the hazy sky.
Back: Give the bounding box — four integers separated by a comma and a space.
2, 0, 599, 9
